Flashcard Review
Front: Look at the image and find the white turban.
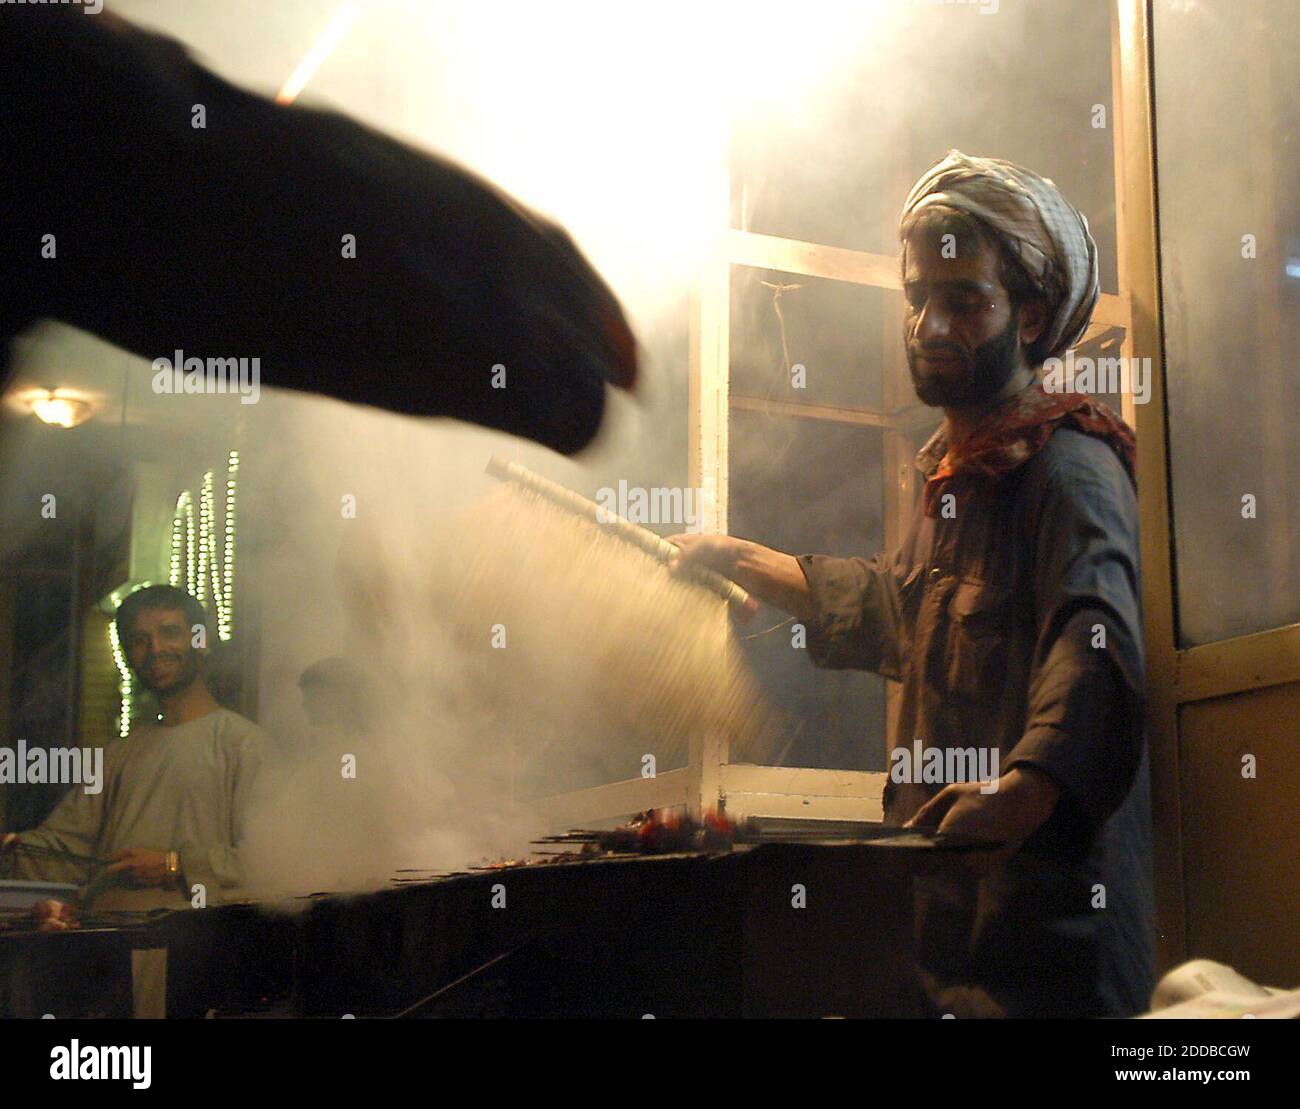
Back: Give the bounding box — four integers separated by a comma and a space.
900, 150, 1100, 362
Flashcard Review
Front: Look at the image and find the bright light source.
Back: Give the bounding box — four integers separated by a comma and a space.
277, 3, 361, 105
29, 389, 94, 429
414, 0, 896, 316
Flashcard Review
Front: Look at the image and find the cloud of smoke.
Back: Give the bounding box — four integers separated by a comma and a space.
233, 386, 779, 900
4, 0, 1186, 901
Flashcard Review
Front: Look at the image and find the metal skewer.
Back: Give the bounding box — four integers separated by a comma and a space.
9, 842, 112, 868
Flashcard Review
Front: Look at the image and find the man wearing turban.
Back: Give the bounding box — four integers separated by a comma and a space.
673, 152, 1154, 1017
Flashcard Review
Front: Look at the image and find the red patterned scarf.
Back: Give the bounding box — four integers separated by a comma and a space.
922, 382, 1136, 517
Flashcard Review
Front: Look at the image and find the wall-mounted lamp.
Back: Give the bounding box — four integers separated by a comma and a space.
6, 386, 98, 429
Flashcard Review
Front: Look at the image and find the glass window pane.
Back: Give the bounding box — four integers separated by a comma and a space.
728, 411, 887, 771
1154, 0, 1300, 645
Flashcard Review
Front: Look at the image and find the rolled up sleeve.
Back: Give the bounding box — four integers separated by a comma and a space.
796, 551, 906, 680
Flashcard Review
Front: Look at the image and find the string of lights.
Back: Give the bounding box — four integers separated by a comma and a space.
197, 470, 214, 609
107, 589, 132, 740
221, 451, 239, 641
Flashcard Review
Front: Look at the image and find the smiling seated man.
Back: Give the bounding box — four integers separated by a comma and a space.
2, 585, 267, 913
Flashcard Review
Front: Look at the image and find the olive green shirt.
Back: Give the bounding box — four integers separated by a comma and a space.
5, 708, 265, 910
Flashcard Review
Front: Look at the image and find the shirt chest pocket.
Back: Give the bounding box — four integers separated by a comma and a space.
945, 579, 1013, 697
894, 565, 926, 658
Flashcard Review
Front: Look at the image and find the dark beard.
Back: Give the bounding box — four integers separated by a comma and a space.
135, 652, 202, 698
908, 312, 1022, 408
